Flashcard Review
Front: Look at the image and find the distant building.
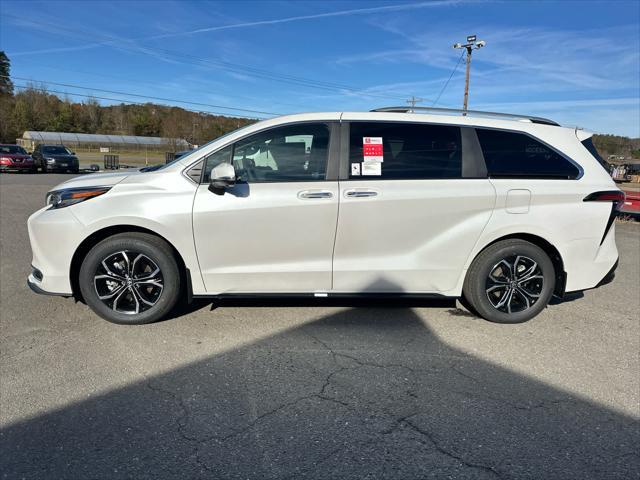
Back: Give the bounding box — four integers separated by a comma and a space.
17, 131, 190, 151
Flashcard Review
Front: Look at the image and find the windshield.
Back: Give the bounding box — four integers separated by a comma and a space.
145, 122, 259, 172
0, 145, 27, 155
43, 146, 72, 155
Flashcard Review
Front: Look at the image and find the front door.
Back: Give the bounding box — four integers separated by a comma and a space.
192, 122, 339, 294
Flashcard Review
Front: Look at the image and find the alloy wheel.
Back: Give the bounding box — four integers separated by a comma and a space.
485, 255, 544, 314
94, 251, 164, 315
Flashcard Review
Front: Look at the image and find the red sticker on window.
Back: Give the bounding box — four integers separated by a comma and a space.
363, 137, 383, 162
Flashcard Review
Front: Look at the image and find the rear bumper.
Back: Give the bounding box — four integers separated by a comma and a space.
595, 258, 618, 288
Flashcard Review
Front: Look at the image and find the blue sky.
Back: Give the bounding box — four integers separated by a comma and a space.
1, 0, 639, 136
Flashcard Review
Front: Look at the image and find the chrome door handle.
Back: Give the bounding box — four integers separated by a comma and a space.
298, 190, 333, 199
344, 189, 378, 198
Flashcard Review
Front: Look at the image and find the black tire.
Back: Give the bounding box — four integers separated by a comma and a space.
462, 239, 555, 324
42, 164, 48, 173
79, 233, 181, 325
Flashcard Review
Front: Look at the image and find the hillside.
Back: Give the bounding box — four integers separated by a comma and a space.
592, 134, 640, 161
0, 86, 256, 146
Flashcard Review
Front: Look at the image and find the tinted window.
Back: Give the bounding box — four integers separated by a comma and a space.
43, 146, 72, 155
581, 137, 610, 174
476, 129, 579, 179
0, 145, 27, 154
348, 123, 462, 179
232, 124, 329, 182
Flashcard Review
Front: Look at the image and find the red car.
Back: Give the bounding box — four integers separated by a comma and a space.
0, 144, 36, 173
620, 190, 640, 218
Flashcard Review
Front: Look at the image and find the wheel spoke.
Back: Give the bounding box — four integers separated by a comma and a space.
101, 260, 125, 280
514, 288, 531, 309
112, 287, 128, 311
518, 284, 541, 299
97, 283, 125, 300
486, 284, 508, 295
516, 261, 538, 281
121, 251, 132, 276
128, 287, 141, 314
135, 267, 161, 281
133, 284, 157, 306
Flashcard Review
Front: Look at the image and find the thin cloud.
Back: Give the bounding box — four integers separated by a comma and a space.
5, 1, 464, 57
146, 1, 464, 40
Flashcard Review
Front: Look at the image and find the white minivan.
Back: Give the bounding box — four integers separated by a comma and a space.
27, 107, 623, 324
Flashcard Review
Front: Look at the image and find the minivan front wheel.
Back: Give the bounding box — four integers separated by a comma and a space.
463, 239, 555, 323
79, 233, 181, 324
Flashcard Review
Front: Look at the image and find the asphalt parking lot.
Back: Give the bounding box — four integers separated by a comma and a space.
1, 172, 639, 479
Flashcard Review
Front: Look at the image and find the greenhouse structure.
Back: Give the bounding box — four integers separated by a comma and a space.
17, 131, 190, 152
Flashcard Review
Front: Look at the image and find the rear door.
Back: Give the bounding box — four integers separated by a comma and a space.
192, 122, 340, 294
332, 120, 496, 294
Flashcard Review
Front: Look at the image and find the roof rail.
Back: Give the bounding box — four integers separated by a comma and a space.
370, 106, 560, 126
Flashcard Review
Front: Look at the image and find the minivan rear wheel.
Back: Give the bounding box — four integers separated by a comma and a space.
463, 239, 555, 323
79, 233, 181, 325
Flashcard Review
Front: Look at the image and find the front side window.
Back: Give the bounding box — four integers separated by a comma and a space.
476, 129, 580, 179
231, 123, 329, 182
348, 122, 462, 179
202, 145, 233, 183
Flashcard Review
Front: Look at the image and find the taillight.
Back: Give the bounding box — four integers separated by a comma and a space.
584, 190, 625, 211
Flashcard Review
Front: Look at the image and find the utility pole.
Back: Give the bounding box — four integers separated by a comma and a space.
453, 35, 486, 112
406, 96, 424, 110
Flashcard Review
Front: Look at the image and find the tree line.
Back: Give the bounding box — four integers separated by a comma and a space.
0, 52, 255, 147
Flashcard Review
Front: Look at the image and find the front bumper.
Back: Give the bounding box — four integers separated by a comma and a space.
27, 206, 83, 295
46, 161, 79, 171
0, 163, 35, 171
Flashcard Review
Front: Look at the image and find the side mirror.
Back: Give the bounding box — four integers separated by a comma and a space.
208, 163, 236, 195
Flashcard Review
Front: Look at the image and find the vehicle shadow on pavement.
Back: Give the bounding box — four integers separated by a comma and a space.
1, 307, 638, 479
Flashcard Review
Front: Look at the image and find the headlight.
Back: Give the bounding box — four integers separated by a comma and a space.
46, 186, 111, 209
45, 157, 55, 163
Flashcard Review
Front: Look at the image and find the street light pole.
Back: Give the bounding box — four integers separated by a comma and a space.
453, 35, 486, 112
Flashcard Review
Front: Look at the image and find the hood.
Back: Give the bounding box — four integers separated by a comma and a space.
54, 170, 140, 190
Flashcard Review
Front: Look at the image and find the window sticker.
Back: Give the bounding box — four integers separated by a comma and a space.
363, 137, 383, 162
362, 161, 382, 176
351, 163, 361, 176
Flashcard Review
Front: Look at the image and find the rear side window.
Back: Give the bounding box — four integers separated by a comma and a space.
581, 137, 610, 173
348, 122, 462, 179
476, 129, 580, 179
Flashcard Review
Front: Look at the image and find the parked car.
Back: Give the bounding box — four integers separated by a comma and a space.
31, 144, 79, 173
620, 190, 640, 218
0, 144, 36, 173
27, 107, 622, 325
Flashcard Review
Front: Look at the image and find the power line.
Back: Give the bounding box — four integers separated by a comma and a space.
12, 84, 268, 119
1, 13, 435, 104
6, 75, 281, 116
432, 51, 464, 107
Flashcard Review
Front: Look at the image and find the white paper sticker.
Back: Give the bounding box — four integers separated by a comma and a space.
362, 161, 382, 176
351, 163, 361, 176
363, 137, 383, 144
